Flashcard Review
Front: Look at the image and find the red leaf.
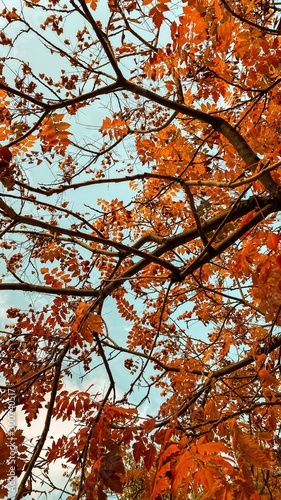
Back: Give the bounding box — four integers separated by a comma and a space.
0, 147, 12, 162
144, 444, 157, 471
275, 255, 281, 268
142, 417, 156, 433
149, 6, 166, 28
133, 439, 147, 463
0, 427, 6, 448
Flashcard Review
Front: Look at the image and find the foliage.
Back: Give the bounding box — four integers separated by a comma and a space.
0, 0, 281, 498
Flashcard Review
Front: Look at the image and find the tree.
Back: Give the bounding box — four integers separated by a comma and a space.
1, 0, 281, 498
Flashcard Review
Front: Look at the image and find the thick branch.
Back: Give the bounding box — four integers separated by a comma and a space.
0, 195, 275, 299
157, 330, 281, 428
2, 69, 278, 194
180, 197, 278, 280
220, 0, 281, 34
0, 82, 49, 109
17, 160, 281, 197
0, 199, 179, 275
76, 0, 124, 80
0, 282, 99, 296
92, 195, 280, 302
122, 79, 279, 193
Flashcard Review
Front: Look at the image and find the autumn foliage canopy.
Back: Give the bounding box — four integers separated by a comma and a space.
1, 0, 281, 498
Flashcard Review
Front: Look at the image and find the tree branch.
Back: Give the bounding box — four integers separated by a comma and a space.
122, 79, 279, 193
15, 341, 70, 500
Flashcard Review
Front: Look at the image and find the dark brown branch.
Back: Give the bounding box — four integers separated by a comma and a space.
0, 198, 179, 275
76, 0, 124, 80
180, 197, 278, 280
0, 82, 49, 109
122, 79, 279, 193
0, 282, 99, 296
8, 110, 49, 148
157, 330, 281, 428
183, 184, 209, 246
0, 194, 275, 305
15, 160, 281, 197
15, 341, 70, 500
220, 0, 281, 34
89, 195, 279, 305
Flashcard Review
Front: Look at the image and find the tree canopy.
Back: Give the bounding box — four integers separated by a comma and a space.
1, 0, 281, 498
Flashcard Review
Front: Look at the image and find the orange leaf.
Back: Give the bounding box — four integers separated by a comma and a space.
172, 451, 195, 492
161, 443, 179, 462
86, 0, 97, 9
75, 301, 90, 318
234, 425, 272, 469
267, 232, 280, 251
52, 113, 65, 122
80, 324, 94, 344
89, 312, 103, 334
55, 122, 71, 131
6, 10, 19, 21
197, 441, 229, 455
152, 476, 170, 499
258, 368, 276, 387
245, 0, 255, 14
